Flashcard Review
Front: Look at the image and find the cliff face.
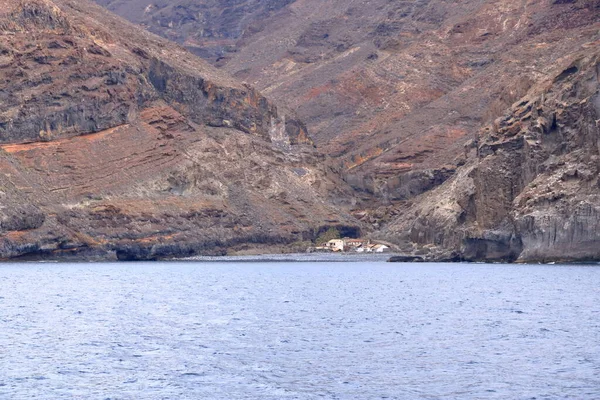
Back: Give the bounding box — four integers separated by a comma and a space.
0, 0, 356, 260
93, 0, 600, 209
0, 0, 310, 145
379, 50, 600, 263
3, 0, 599, 262
94, 0, 600, 263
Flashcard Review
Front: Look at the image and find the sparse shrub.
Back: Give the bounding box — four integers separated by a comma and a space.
316, 226, 340, 244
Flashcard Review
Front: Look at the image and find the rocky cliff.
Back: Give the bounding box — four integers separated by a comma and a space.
0, 0, 358, 260
91, 0, 600, 262
0, 0, 311, 145
379, 49, 600, 263
94, 0, 600, 210
3, 0, 599, 262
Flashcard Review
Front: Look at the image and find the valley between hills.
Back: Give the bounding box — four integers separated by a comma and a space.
0, 0, 599, 262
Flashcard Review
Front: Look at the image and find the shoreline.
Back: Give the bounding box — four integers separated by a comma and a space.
175, 252, 397, 263
1, 251, 599, 265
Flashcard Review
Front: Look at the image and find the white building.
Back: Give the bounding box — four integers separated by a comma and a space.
327, 239, 345, 252
373, 244, 390, 253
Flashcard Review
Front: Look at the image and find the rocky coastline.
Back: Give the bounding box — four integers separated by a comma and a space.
0, 0, 599, 263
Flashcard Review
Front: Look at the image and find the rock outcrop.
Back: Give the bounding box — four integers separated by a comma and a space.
380, 50, 600, 263
0, 0, 309, 144
2, 0, 599, 262
0, 0, 357, 260
94, 0, 600, 211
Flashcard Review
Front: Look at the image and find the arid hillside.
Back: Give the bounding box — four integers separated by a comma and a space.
379, 49, 600, 263
94, 0, 600, 208
95, 0, 296, 60
94, 0, 600, 262
0, 0, 359, 260
2, 0, 599, 262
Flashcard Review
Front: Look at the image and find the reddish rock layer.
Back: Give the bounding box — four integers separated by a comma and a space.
95, 0, 600, 207
0, 0, 358, 260
379, 50, 600, 263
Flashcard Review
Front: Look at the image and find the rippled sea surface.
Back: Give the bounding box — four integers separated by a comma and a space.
1, 262, 599, 399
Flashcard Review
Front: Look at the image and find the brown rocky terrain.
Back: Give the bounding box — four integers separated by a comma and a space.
0, 0, 360, 260
93, 0, 600, 262
2, 0, 599, 262
379, 48, 600, 263
94, 0, 296, 61
94, 0, 600, 207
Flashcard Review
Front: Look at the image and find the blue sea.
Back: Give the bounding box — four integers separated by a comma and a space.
1, 260, 599, 399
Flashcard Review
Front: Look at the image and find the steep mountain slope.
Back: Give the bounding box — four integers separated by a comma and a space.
0, 0, 359, 260
379, 49, 600, 262
94, 0, 295, 60
94, 0, 600, 208
4, 0, 598, 262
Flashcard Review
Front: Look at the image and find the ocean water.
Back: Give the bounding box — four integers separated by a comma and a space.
0, 261, 599, 399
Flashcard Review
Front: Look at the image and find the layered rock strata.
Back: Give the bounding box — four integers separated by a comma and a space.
0, 0, 357, 260
95, 0, 600, 209
380, 51, 600, 263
